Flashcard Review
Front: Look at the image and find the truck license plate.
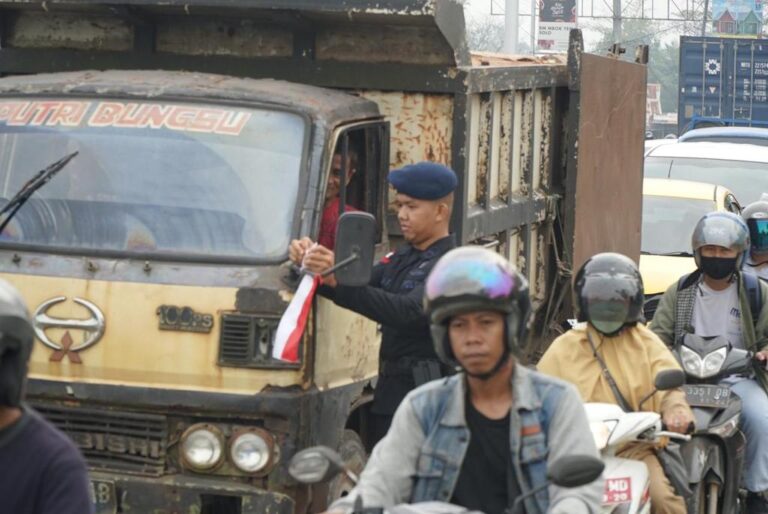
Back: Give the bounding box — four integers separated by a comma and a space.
90, 479, 117, 514
684, 384, 731, 408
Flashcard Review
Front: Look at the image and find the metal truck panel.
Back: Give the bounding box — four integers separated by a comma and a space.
679, 36, 768, 132
568, 53, 645, 272
356, 91, 454, 167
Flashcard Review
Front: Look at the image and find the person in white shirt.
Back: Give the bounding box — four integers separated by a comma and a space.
652, 212, 768, 513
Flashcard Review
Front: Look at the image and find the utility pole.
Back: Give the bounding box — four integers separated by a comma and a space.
503, 0, 519, 53
612, 0, 622, 42
531, 0, 537, 53
701, 0, 709, 36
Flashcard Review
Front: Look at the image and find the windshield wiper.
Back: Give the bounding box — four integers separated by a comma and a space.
641, 251, 694, 257
0, 151, 78, 235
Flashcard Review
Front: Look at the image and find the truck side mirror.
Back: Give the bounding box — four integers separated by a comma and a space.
332, 212, 376, 286
655, 368, 686, 391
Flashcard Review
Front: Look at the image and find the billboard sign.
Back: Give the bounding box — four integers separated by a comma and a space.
537, 0, 577, 52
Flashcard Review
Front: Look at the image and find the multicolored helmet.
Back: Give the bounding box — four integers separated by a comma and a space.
424, 247, 531, 367
742, 198, 768, 254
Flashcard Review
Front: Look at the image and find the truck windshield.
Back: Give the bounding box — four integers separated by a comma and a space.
0, 98, 305, 261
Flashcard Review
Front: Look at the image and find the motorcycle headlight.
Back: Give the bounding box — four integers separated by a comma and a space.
702, 348, 727, 378
680, 346, 726, 378
680, 345, 704, 377
181, 424, 224, 471
230, 429, 273, 473
710, 413, 740, 438
590, 420, 618, 450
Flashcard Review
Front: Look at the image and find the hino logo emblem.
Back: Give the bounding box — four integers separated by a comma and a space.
33, 297, 106, 363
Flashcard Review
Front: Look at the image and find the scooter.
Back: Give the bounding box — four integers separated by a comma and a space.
586, 369, 692, 514
672, 334, 752, 514
288, 444, 604, 514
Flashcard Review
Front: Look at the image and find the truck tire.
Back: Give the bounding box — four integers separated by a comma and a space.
327, 429, 367, 505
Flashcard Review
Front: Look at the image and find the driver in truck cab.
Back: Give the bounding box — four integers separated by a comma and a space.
537, 252, 694, 514
651, 212, 768, 513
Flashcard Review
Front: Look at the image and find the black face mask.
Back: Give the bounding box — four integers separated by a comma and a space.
700, 256, 738, 280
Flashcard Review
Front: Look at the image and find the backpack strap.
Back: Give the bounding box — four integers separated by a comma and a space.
743, 271, 763, 327
677, 270, 701, 292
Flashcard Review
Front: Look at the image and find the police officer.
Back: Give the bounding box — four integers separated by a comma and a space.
301, 161, 458, 446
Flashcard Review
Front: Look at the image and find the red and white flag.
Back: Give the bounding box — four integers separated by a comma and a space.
271, 274, 321, 362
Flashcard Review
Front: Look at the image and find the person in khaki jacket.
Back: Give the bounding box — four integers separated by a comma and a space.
537, 253, 694, 514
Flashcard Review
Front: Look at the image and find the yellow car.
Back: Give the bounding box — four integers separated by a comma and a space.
641, 178, 742, 319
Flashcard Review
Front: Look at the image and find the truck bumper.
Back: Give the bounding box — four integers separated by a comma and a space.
89, 471, 294, 514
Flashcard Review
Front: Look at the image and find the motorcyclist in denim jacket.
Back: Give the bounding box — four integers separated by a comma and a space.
329, 247, 602, 514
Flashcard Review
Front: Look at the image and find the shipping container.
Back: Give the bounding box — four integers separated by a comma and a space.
678, 36, 768, 133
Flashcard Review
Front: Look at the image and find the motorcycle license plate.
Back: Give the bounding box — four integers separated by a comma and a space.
604, 477, 632, 504
684, 384, 731, 408
90, 479, 117, 514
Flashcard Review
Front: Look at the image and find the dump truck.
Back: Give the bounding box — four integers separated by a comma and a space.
0, 1, 646, 513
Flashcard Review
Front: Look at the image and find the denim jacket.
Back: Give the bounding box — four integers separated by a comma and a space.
331, 364, 602, 514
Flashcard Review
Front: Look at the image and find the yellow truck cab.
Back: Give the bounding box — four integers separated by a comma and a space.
0, 1, 647, 513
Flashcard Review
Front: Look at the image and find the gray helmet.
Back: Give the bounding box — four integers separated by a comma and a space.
423, 247, 531, 368
0, 279, 34, 407
742, 200, 768, 253
691, 212, 750, 268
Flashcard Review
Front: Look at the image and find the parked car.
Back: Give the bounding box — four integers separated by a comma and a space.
641, 178, 741, 320
678, 126, 768, 146
645, 141, 768, 204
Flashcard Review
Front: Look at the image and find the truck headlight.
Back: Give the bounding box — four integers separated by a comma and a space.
230, 429, 273, 473
181, 424, 224, 471
681, 346, 726, 378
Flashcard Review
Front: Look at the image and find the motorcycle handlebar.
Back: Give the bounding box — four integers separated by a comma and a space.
656, 431, 692, 442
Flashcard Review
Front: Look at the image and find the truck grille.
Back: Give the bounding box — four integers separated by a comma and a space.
35, 405, 168, 476
219, 314, 282, 366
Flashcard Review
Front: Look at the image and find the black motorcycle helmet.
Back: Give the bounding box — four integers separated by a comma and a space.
574, 253, 644, 337
0, 279, 34, 407
424, 246, 531, 372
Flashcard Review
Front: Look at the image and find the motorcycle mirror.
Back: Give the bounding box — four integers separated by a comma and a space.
509, 455, 604, 513
638, 368, 686, 410
288, 446, 347, 485
327, 212, 376, 286
547, 455, 605, 488
655, 368, 685, 391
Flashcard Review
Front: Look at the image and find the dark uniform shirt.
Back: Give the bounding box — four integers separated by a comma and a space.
319, 234, 456, 414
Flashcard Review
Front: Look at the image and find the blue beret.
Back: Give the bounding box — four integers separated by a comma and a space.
387, 162, 458, 200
